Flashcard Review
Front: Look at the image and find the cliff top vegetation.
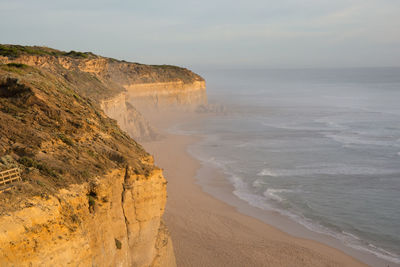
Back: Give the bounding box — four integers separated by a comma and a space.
0, 62, 154, 212
0, 44, 205, 100
0, 44, 93, 59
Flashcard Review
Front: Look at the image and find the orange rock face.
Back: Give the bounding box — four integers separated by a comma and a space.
0, 168, 175, 267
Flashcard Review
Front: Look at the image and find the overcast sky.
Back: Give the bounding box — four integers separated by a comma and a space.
1, 0, 399, 68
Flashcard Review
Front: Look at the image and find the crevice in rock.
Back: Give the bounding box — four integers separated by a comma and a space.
121, 166, 132, 245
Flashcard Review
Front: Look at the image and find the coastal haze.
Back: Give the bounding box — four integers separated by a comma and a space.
175, 67, 400, 265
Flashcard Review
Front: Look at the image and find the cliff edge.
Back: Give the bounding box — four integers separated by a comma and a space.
0, 44, 205, 266
0, 44, 207, 140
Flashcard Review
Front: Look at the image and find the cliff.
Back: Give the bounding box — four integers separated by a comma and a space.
0, 45, 205, 266
0, 44, 207, 140
0, 168, 174, 266
99, 93, 158, 141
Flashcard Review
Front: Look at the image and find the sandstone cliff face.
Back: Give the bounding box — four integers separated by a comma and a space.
101, 79, 206, 140
0, 168, 175, 267
124, 81, 207, 112
0, 45, 205, 266
100, 92, 158, 141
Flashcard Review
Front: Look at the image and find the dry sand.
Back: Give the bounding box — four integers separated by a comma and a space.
141, 113, 381, 267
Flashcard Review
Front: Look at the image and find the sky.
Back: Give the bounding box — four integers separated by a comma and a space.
1, 0, 400, 68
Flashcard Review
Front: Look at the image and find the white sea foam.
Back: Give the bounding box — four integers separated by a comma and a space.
257, 168, 278, 177
263, 188, 293, 202
344, 240, 400, 264
200, 159, 400, 265
314, 117, 348, 129
191, 138, 400, 264
326, 133, 379, 146
231, 181, 400, 264
252, 179, 266, 187
261, 121, 328, 131
324, 132, 400, 148
228, 175, 274, 211
212, 167, 400, 265
257, 165, 397, 177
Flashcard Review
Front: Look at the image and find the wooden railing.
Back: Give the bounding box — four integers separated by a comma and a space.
0, 168, 21, 187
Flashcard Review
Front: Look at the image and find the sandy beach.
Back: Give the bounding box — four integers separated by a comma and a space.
140, 112, 382, 267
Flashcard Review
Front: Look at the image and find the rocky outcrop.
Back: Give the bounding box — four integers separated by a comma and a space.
0, 167, 175, 267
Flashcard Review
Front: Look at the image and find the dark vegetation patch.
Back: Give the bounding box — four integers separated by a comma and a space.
0, 77, 32, 98
6, 63, 28, 68
0, 44, 91, 59
87, 189, 97, 213
63, 50, 89, 59
57, 133, 74, 146
18, 156, 59, 178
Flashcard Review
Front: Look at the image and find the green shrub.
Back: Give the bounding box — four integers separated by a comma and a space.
36, 162, 58, 178
0, 44, 50, 58
58, 133, 74, 146
88, 195, 96, 207
107, 151, 126, 164
0, 45, 90, 59
63, 50, 88, 58
80, 170, 90, 179
87, 149, 96, 158
18, 156, 58, 178
87, 191, 97, 213
0, 45, 21, 58
18, 156, 35, 167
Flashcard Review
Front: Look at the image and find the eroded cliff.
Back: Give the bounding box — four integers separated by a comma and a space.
99, 92, 158, 141
0, 45, 204, 266
0, 45, 207, 140
0, 168, 175, 267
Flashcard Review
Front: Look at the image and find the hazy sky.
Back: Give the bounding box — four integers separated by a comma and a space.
1, 0, 399, 68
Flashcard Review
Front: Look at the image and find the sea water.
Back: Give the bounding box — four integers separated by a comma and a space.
176, 68, 400, 264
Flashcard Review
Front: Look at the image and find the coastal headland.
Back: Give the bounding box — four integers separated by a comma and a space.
0, 44, 388, 266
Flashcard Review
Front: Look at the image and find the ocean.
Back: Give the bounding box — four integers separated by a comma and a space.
174, 67, 400, 264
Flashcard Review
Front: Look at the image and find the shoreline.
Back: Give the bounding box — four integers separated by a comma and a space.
140, 112, 394, 267
191, 145, 399, 267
